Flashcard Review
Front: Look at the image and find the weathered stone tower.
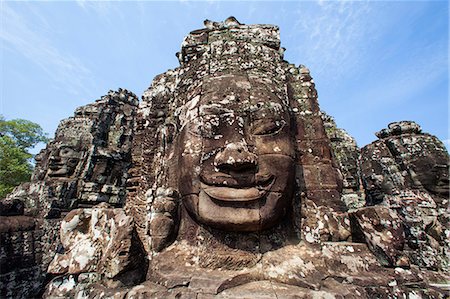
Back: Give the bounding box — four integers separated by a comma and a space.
1, 18, 448, 299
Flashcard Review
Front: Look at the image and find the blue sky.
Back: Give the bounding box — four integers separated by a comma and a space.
1, 1, 448, 153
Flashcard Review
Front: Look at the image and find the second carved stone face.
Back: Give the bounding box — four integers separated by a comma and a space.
47, 143, 81, 178
177, 75, 295, 232
410, 143, 449, 197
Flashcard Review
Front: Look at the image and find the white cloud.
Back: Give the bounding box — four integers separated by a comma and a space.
75, 0, 124, 20
290, 1, 373, 80
0, 3, 94, 95
76, 0, 110, 12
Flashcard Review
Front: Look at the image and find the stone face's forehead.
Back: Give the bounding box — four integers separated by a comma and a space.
202, 75, 252, 91
201, 76, 287, 109
53, 117, 94, 148
50, 142, 79, 151
200, 75, 251, 106
176, 75, 289, 130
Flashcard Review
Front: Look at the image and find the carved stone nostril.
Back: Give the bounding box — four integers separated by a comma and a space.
214, 143, 258, 173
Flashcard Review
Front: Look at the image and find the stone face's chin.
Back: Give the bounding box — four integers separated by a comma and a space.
197, 190, 261, 231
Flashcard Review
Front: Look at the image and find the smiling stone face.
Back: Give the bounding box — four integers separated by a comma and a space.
177, 75, 295, 231
388, 134, 450, 197
47, 143, 81, 178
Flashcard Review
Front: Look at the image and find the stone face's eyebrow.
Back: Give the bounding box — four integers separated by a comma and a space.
246, 103, 287, 118
199, 104, 234, 116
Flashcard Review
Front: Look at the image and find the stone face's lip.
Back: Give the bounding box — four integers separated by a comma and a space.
201, 180, 273, 202
48, 165, 65, 172
200, 172, 274, 187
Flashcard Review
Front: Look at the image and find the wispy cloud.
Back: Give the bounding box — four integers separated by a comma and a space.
290, 1, 373, 80
76, 0, 113, 11
0, 3, 94, 95
75, 0, 125, 21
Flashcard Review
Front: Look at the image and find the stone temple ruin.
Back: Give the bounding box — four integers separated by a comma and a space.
1, 17, 448, 298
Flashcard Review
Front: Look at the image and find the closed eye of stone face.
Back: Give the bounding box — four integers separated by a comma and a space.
250, 105, 288, 136
188, 114, 222, 138
251, 118, 286, 136
189, 114, 287, 138
189, 107, 237, 138
59, 146, 78, 157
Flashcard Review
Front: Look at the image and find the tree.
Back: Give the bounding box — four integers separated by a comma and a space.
0, 116, 49, 198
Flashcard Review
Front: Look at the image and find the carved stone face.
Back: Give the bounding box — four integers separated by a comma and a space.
178, 76, 295, 231
47, 143, 81, 178
412, 149, 449, 196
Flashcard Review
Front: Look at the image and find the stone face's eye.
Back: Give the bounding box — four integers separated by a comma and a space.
67, 158, 79, 166
59, 147, 75, 156
252, 119, 286, 136
188, 115, 220, 138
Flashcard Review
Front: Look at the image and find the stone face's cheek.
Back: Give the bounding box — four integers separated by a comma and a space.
256, 140, 294, 157
66, 158, 80, 171
260, 192, 286, 229
433, 164, 450, 195
182, 194, 200, 221
250, 108, 295, 158
178, 154, 201, 197
409, 144, 450, 196
258, 155, 295, 193
63, 159, 81, 177
178, 128, 204, 222
178, 130, 202, 198
416, 163, 450, 196
258, 155, 295, 229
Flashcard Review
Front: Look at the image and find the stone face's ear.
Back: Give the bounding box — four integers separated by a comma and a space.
149, 188, 180, 252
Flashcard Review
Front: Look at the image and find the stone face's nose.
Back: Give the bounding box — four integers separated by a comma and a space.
214, 142, 257, 172
49, 150, 61, 162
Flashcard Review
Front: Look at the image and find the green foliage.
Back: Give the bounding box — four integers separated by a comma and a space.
0, 116, 49, 198
0, 116, 48, 149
